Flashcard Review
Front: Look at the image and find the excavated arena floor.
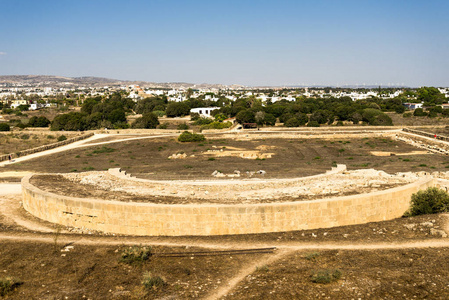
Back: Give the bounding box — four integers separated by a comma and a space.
30, 166, 430, 204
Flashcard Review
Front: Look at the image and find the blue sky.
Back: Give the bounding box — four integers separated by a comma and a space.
1, 0, 448, 86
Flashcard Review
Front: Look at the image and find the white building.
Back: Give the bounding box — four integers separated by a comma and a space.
29, 103, 44, 110
190, 107, 220, 118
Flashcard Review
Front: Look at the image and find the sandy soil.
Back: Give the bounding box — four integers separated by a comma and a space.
3, 129, 449, 299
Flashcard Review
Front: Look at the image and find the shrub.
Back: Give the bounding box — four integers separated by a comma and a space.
307, 121, 320, 127
152, 110, 165, 117
284, 117, 300, 127
20, 134, 30, 140
142, 272, 165, 290
201, 121, 232, 130
403, 112, 412, 118
190, 112, 200, 121
178, 131, 206, 142
177, 123, 189, 130
57, 135, 67, 142
214, 113, 227, 122
405, 187, 449, 216
428, 111, 438, 118
304, 252, 321, 261
0, 123, 10, 131
16, 122, 28, 129
311, 269, 342, 284
413, 108, 427, 117
92, 146, 115, 154
256, 265, 270, 272
120, 246, 152, 264
193, 117, 213, 126
158, 123, 168, 129
0, 277, 22, 296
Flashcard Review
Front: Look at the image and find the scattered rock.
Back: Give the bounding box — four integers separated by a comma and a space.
168, 153, 187, 159
430, 228, 448, 238
257, 170, 266, 175
420, 222, 434, 228
404, 224, 417, 230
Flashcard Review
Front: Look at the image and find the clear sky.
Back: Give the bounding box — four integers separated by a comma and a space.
1, 0, 448, 87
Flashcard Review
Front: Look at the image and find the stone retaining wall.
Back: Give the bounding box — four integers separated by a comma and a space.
22, 174, 436, 236
396, 132, 449, 155
0, 133, 94, 162
403, 128, 449, 141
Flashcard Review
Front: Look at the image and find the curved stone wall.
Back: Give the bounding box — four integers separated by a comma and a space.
22, 175, 436, 236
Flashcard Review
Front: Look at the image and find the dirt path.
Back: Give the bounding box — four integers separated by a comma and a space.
205, 249, 294, 300
1, 231, 449, 251
0, 183, 58, 233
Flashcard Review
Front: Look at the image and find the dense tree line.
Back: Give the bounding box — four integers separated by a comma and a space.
51, 94, 134, 131
214, 95, 396, 126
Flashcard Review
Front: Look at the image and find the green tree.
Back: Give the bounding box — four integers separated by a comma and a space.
81, 97, 101, 114
264, 113, 276, 126
51, 112, 86, 131
235, 109, 255, 124
28, 116, 50, 127
413, 108, 427, 117
417, 87, 445, 105
166, 102, 190, 117
107, 109, 126, 124
186, 88, 193, 99
284, 117, 300, 127
362, 108, 393, 125
297, 113, 309, 125
132, 112, 159, 129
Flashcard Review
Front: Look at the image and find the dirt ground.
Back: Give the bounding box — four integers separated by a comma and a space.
4, 135, 449, 179
1, 210, 449, 299
3, 130, 449, 299
224, 247, 449, 300
0, 240, 263, 300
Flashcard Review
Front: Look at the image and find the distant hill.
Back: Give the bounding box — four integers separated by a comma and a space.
0, 75, 236, 89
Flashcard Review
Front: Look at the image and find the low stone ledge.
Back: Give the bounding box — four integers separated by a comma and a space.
107, 164, 347, 186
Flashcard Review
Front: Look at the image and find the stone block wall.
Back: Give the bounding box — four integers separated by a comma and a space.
22, 175, 436, 236
0, 133, 94, 162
